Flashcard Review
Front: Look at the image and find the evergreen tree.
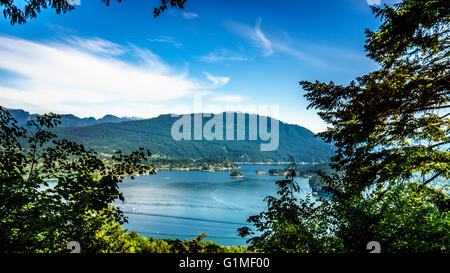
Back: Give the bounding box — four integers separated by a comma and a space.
240, 0, 449, 253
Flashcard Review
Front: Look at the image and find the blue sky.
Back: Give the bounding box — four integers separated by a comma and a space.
0, 0, 398, 132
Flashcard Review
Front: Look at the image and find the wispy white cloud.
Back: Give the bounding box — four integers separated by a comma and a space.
366, 0, 381, 5
148, 36, 182, 48
254, 18, 274, 56
224, 18, 370, 70
130, 45, 172, 73
0, 35, 222, 118
225, 18, 274, 57
212, 95, 249, 103
64, 36, 127, 55
182, 12, 198, 19
271, 42, 328, 68
203, 72, 230, 88
198, 48, 248, 63
44, 23, 77, 34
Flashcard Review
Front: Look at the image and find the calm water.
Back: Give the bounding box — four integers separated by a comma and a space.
117, 164, 314, 246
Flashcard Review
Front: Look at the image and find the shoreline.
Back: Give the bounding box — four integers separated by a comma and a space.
234, 162, 319, 165
155, 166, 240, 172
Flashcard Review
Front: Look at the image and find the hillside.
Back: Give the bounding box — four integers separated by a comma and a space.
7, 108, 138, 127
52, 112, 334, 163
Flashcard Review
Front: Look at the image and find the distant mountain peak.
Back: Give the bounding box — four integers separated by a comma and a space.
6, 108, 140, 128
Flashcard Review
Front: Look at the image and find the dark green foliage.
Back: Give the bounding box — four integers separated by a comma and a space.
269, 163, 333, 177
0, 0, 185, 24
0, 106, 249, 253
295, 163, 333, 177
230, 171, 242, 177
51, 113, 334, 163
304, 0, 450, 252
296, 164, 334, 195
302, 0, 449, 193
1, 0, 74, 24
238, 158, 341, 253
268, 168, 285, 176
268, 163, 334, 195
124, 231, 249, 253
153, 0, 186, 18
241, 0, 449, 253
308, 175, 326, 193
0, 106, 155, 253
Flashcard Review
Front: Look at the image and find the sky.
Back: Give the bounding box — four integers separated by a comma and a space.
0, 0, 400, 133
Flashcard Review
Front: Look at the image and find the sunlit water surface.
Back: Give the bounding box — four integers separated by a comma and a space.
117, 164, 314, 246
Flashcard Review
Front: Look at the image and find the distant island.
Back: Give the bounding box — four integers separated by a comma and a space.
268, 163, 334, 197
268, 168, 287, 176
230, 171, 243, 178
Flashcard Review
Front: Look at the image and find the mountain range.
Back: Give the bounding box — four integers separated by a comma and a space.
8, 109, 334, 163
6, 108, 138, 127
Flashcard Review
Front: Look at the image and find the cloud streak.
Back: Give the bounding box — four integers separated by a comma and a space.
198, 48, 248, 63
203, 72, 230, 88
225, 18, 274, 57
254, 18, 274, 56
182, 12, 198, 19
225, 18, 370, 70
0, 35, 219, 118
148, 36, 182, 48
212, 95, 249, 103
64, 36, 127, 55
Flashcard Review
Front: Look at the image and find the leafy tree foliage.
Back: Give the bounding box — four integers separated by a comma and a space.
0, 106, 154, 253
124, 231, 249, 253
0, 106, 248, 253
0, 0, 186, 24
153, 0, 186, 18
230, 171, 243, 177
240, 0, 449, 253
302, 0, 449, 194
238, 158, 342, 253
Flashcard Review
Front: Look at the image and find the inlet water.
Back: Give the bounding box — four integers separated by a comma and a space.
117, 164, 314, 246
